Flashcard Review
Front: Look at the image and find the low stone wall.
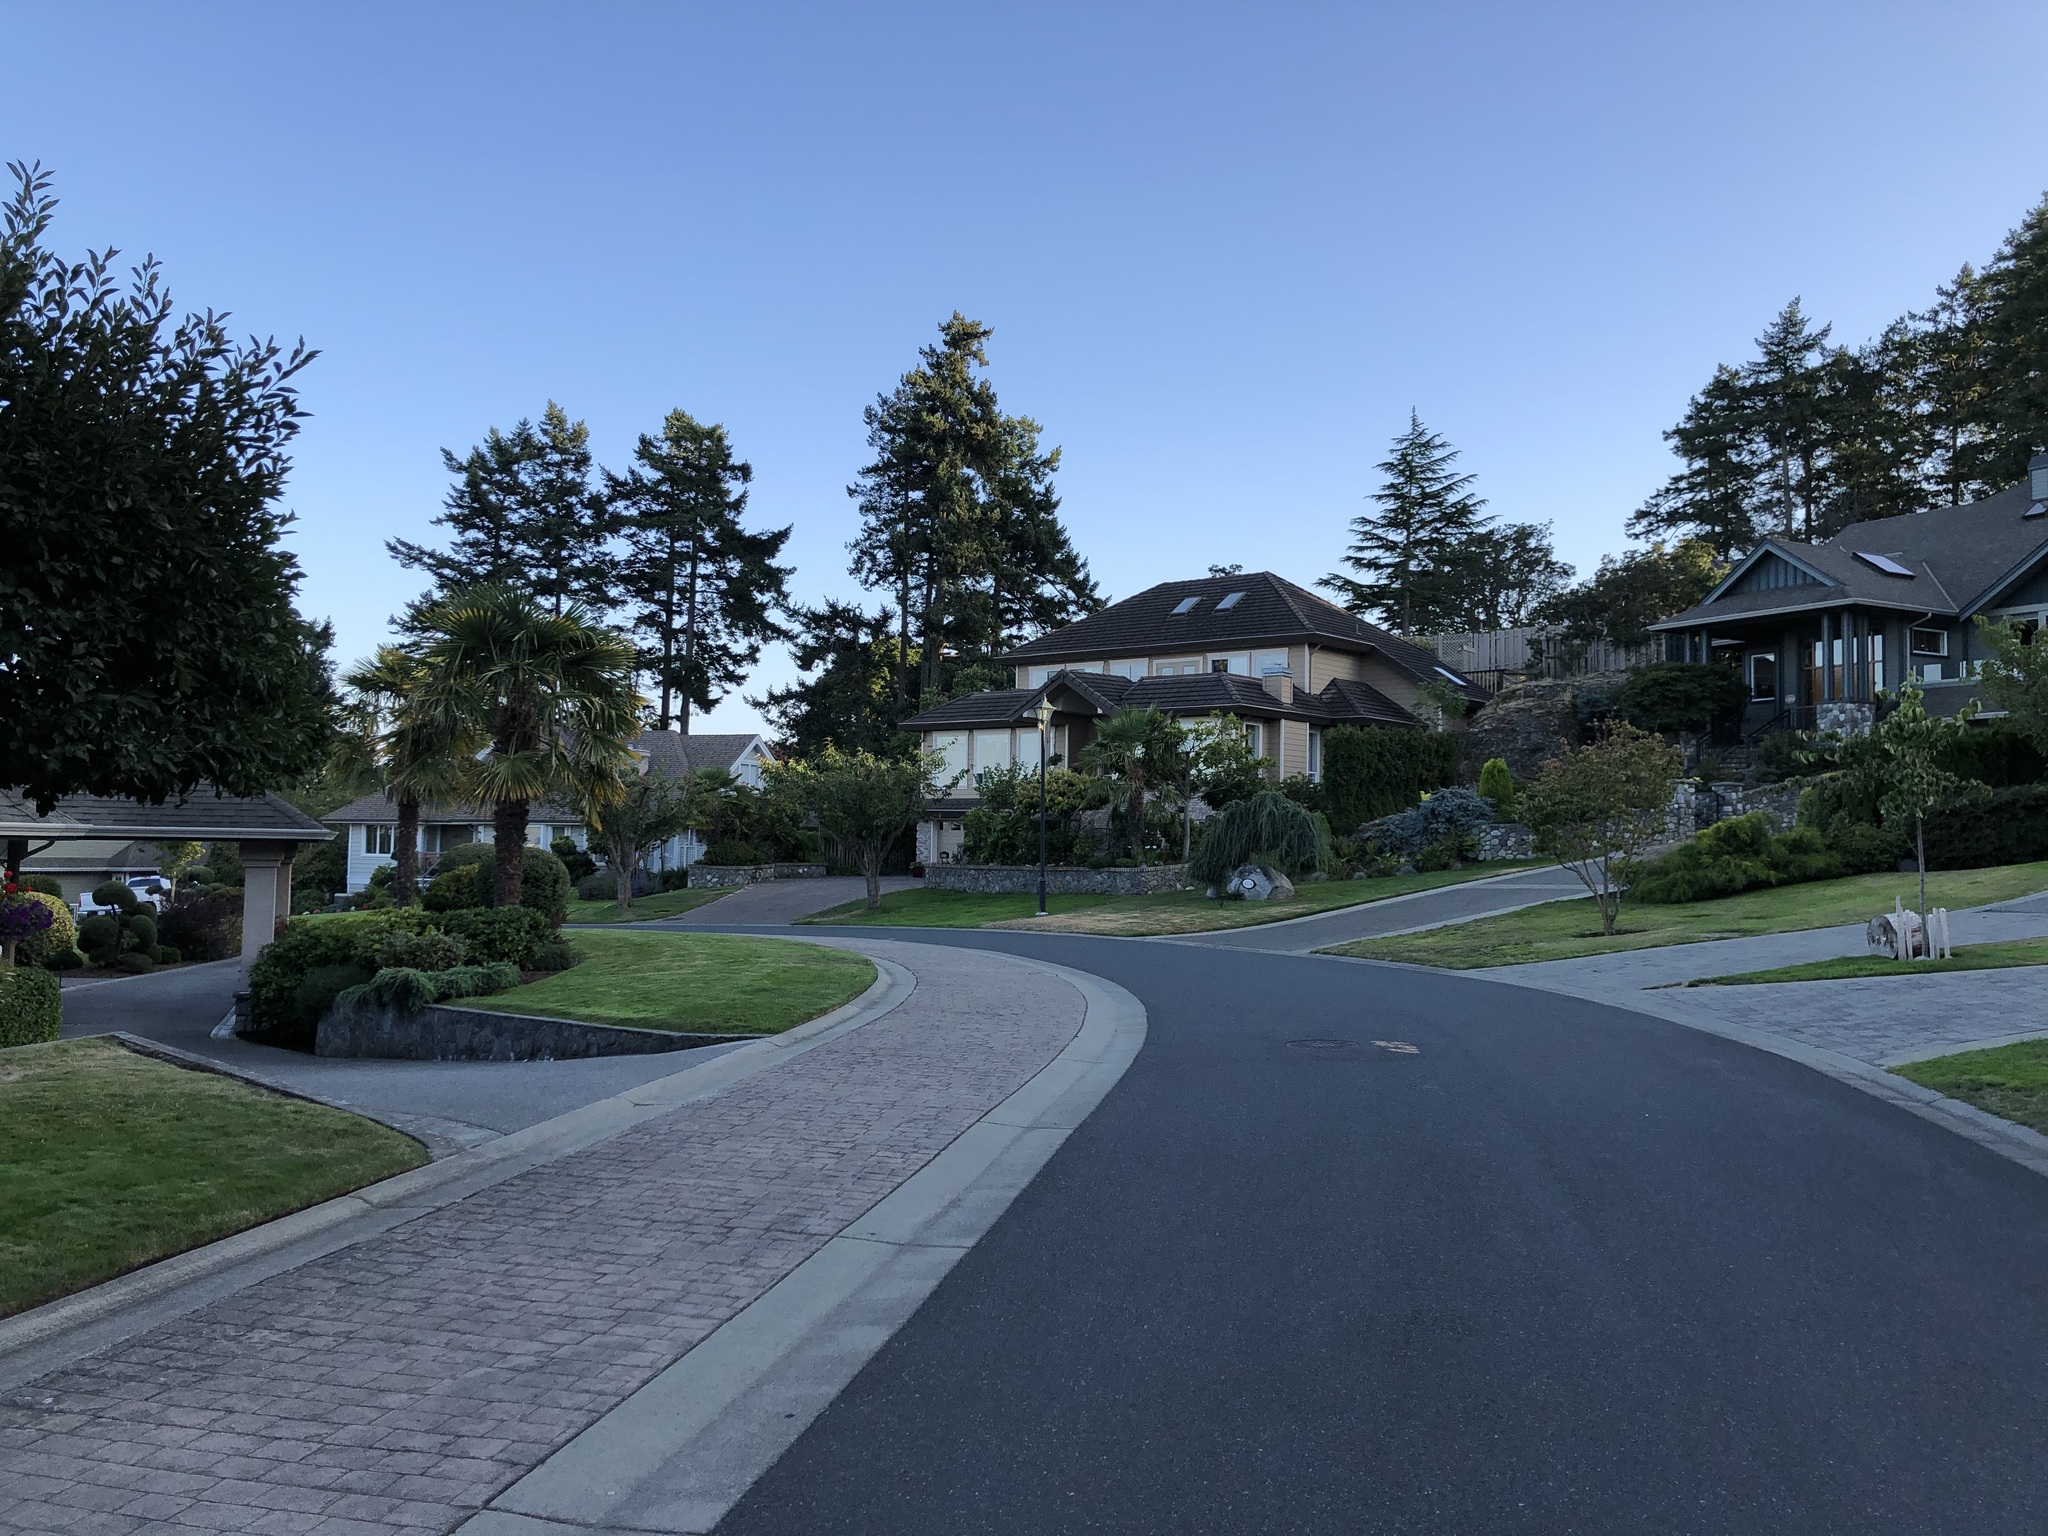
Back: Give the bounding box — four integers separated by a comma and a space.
1668, 779, 1801, 837
926, 862, 1193, 896
1476, 822, 1536, 860
685, 862, 828, 889
316, 998, 750, 1062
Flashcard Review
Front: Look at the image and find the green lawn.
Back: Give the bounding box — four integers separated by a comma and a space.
800, 862, 1546, 936
1326, 861, 2048, 969
1687, 936, 2048, 986
467, 930, 875, 1035
561, 887, 730, 926
0, 1037, 426, 1318
1893, 1039, 2048, 1137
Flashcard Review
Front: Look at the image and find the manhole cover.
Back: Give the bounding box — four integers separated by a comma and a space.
1287, 1038, 1356, 1052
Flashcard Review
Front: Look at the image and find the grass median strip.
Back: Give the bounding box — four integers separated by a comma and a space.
1684, 936, 2048, 986
561, 888, 730, 926
1325, 860, 2048, 968
465, 930, 876, 1035
0, 1037, 427, 1318
1892, 1040, 2048, 1137
801, 862, 1545, 935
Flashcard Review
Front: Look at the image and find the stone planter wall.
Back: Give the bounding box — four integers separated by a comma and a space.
925, 862, 1193, 896
1475, 822, 1536, 860
316, 997, 749, 1062
685, 862, 828, 889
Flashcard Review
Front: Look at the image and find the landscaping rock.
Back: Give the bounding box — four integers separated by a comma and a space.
1459, 671, 1629, 785
1225, 863, 1295, 901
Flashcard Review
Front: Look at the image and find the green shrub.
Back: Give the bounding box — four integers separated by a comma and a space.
433, 841, 493, 871
158, 890, 242, 961
1619, 661, 1747, 735
1941, 721, 2046, 789
1321, 726, 1461, 831
1190, 791, 1326, 886
341, 961, 521, 1015
701, 841, 762, 867
247, 909, 428, 1037
90, 880, 141, 915
292, 962, 374, 1030
116, 951, 154, 974
470, 846, 572, 922
1628, 812, 1845, 904
0, 965, 61, 1046
1921, 784, 2048, 870
43, 947, 86, 971
18, 873, 63, 897
551, 837, 598, 883
375, 929, 469, 973
1357, 787, 1496, 863
528, 939, 583, 972
422, 863, 482, 912
1477, 758, 1515, 815
151, 944, 182, 965
1418, 839, 1466, 872
15, 892, 74, 968
123, 912, 157, 952
76, 912, 121, 961
436, 906, 549, 966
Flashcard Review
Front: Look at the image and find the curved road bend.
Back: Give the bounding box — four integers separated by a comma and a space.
708, 929, 2048, 1535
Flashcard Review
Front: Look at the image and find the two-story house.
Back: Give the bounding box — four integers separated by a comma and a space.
325, 731, 776, 893
898, 570, 1487, 865
1648, 451, 2048, 737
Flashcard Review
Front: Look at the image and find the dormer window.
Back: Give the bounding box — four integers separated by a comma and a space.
1170, 596, 1200, 615
1215, 591, 1246, 611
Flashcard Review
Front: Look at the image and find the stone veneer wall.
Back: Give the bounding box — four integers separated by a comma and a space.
926, 862, 1193, 896
1475, 822, 1536, 860
317, 999, 751, 1062
685, 862, 828, 889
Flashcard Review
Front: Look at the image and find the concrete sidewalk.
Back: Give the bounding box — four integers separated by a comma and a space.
0, 941, 1125, 1536
1476, 893, 2048, 1066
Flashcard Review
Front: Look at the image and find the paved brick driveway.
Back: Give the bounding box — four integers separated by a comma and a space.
0, 944, 1083, 1536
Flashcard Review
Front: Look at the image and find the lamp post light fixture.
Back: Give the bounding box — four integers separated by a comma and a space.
1035, 698, 1055, 918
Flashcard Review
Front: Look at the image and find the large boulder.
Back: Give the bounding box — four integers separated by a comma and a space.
1458, 671, 1629, 785
1224, 863, 1295, 901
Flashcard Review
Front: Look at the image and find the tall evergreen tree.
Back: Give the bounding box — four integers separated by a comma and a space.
752, 600, 909, 759
389, 401, 612, 616
1744, 299, 1834, 538
1901, 268, 1999, 506
1975, 197, 2048, 485
1321, 412, 1487, 633
607, 410, 791, 733
848, 314, 1096, 706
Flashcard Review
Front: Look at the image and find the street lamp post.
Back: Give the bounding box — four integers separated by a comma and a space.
1035, 699, 1054, 918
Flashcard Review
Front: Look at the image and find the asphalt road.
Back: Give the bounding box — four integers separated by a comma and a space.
715, 929, 2048, 1535
1180, 865, 1588, 952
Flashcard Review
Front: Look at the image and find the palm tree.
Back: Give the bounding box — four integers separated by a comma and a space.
1081, 706, 1177, 865
333, 647, 475, 905
415, 586, 644, 908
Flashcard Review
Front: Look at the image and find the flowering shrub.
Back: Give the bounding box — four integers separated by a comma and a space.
0, 883, 55, 964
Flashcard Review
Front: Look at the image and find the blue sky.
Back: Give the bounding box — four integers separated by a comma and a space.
7, 2, 2047, 733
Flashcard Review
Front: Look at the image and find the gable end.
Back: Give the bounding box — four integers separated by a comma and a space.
1728, 552, 1823, 596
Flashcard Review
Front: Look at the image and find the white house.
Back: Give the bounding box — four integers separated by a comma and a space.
323, 731, 777, 893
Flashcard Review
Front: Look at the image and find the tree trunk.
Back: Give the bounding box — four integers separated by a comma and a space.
1131, 785, 1146, 865
615, 838, 635, 920
494, 799, 529, 909
1600, 857, 1618, 935
393, 797, 421, 907
864, 847, 882, 910
1916, 815, 1929, 961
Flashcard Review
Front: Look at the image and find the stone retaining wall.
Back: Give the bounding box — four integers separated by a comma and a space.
926, 862, 1193, 896
685, 862, 828, 889
316, 998, 749, 1062
1476, 822, 1536, 860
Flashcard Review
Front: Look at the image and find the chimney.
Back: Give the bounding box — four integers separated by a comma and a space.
1261, 666, 1294, 704
2030, 445, 2048, 506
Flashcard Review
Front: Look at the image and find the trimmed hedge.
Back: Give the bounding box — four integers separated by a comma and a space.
0, 964, 61, 1046
1922, 785, 2048, 870
435, 906, 549, 965
17, 892, 74, 969
1321, 727, 1460, 832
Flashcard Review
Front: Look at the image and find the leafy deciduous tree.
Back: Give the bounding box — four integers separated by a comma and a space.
769, 747, 953, 909
1519, 719, 1682, 935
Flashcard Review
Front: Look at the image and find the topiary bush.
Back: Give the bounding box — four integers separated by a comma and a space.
1626, 812, 1846, 904
0, 964, 61, 1046
43, 946, 86, 970
158, 890, 242, 962
1190, 791, 1326, 886
18, 873, 63, 897
116, 951, 154, 974
90, 880, 141, 915
152, 944, 182, 965
1477, 758, 1515, 815
551, 837, 598, 883
75, 912, 121, 963
124, 912, 157, 952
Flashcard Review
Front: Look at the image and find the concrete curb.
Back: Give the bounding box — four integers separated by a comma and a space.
456, 952, 1148, 1536
0, 957, 916, 1392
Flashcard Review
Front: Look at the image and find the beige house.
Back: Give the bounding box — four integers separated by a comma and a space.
899, 571, 1487, 864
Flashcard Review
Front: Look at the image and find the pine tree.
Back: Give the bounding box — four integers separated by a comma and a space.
1320, 412, 1487, 633
1975, 195, 2048, 484
608, 410, 791, 733
1901, 268, 1998, 506
389, 402, 612, 616
1744, 299, 1833, 538
752, 601, 909, 758
848, 314, 1096, 705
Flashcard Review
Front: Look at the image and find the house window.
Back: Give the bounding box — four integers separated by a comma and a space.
1210, 658, 1229, 673
933, 732, 968, 783
363, 825, 394, 856
1307, 729, 1323, 782
1910, 627, 1948, 657
1153, 657, 1202, 677
1749, 653, 1776, 702
971, 730, 1013, 775
1242, 722, 1262, 757
1251, 649, 1289, 676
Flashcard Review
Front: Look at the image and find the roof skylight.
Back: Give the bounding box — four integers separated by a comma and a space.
1853, 551, 1915, 578
1215, 591, 1246, 610
1170, 596, 1201, 615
